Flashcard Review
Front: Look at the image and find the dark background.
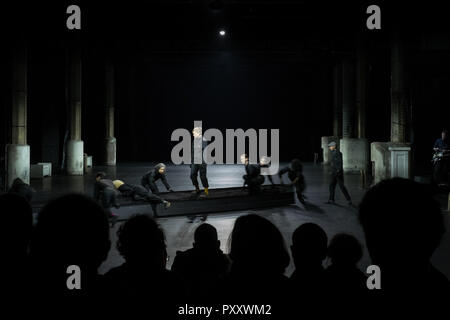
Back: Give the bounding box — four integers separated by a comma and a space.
1, 1, 449, 172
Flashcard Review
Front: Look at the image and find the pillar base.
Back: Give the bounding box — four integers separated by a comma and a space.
66, 140, 84, 175
340, 138, 369, 174
104, 137, 116, 166
371, 142, 411, 184
6, 144, 30, 189
321, 136, 340, 164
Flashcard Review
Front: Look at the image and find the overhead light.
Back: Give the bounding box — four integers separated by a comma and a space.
219, 29, 226, 37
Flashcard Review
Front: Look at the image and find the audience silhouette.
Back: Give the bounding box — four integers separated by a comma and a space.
359, 178, 449, 299
1, 175, 448, 315
171, 223, 230, 302
0, 193, 33, 298
29, 194, 110, 303
103, 214, 185, 315
325, 233, 367, 293
226, 214, 291, 306
290, 223, 328, 295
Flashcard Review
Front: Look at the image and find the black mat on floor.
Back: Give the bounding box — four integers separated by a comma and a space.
122, 184, 295, 217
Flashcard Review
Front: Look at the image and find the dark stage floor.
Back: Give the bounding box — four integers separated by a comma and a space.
27, 162, 450, 279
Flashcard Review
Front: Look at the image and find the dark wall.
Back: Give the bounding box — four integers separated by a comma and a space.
116, 52, 333, 162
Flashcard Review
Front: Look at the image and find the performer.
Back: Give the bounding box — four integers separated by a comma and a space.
93, 172, 119, 227
432, 129, 449, 185
190, 127, 209, 196
241, 154, 265, 194
260, 155, 275, 186
326, 142, 352, 206
8, 177, 35, 203
278, 158, 306, 206
141, 163, 174, 194
113, 179, 171, 217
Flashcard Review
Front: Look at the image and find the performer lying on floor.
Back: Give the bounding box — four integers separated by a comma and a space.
113, 179, 171, 217
278, 158, 307, 206
141, 163, 174, 194
93, 172, 119, 227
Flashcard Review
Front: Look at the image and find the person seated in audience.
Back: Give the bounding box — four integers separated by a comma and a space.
225, 214, 291, 311
359, 178, 449, 301
8, 177, 35, 203
29, 194, 111, 302
103, 214, 185, 314
0, 193, 33, 299
325, 233, 367, 293
290, 223, 328, 295
171, 223, 230, 302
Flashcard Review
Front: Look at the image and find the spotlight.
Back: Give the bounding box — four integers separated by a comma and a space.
219, 29, 226, 37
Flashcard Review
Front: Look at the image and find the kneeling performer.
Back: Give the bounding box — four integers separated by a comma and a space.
141, 163, 174, 194
241, 154, 265, 194
278, 158, 307, 206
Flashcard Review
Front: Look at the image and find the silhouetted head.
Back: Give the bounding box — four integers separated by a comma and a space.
193, 223, 220, 250
31, 194, 110, 276
291, 223, 327, 269
290, 158, 303, 172
359, 178, 444, 274
328, 233, 363, 267
229, 214, 290, 275
0, 193, 33, 259
117, 214, 167, 270
96, 171, 106, 181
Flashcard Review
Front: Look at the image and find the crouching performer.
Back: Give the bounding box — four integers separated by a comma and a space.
113, 180, 171, 217
278, 159, 307, 206
141, 163, 174, 194
241, 154, 265, 194
94, 172, 119, 227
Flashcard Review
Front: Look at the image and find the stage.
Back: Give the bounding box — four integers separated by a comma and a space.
25, 162, 450, 279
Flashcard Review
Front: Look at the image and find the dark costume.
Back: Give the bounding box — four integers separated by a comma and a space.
328, 149, 351, 203
279, 159, 306, 205
8, 178, 35, 203
117, 183, 165, 215
243, 163, 265, 194
93, 178, 119, 225
190, 138, 209, 189
141, 163, 172, 194
432, 137, 449, 185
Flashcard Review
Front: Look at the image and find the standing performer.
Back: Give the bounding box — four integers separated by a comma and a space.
93, 172, 119, 227
326, 142, 352, 205
278, 158, 306, 206
141, 163, 174, 194
190, 127, 209, 196
432, 129, 449, 186
113, 180, 171, 217
241, 154, 265, 194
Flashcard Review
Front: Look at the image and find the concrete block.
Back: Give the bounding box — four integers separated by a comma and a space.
66, 140, 84, 175
6, 144, 30, 188
371, 142, 411, 184
340, 137, 369, 174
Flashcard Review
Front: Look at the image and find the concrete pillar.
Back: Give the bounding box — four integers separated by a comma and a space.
333, 63, 343, 137
356, 41, 368, 139
342, 58, 355, 139
66, 49, 84, 175
104, 61, 116, 166
391, 31, 409, 143
371, 31, 411, 184
321, 63, 342, 165
6, 43, 30, 188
